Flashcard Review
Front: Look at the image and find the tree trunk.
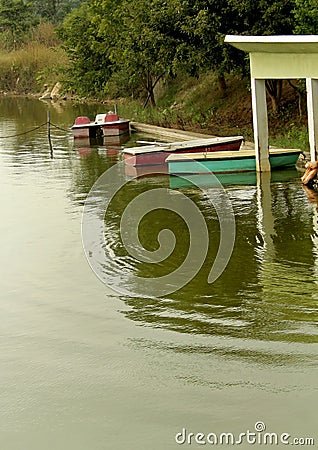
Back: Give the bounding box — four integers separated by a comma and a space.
288, 80, 305, 118
143, 72, 164, 108
217, 74, 227, 95
265, 79, 283, 113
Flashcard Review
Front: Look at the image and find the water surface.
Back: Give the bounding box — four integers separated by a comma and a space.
0, 97, 317, 449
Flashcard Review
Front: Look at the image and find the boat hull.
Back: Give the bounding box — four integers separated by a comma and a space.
101, 120, 130, 136
71, 124, 100, 139
167, 150, 301, 175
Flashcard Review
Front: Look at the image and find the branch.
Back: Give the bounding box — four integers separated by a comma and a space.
143, 73, 165, 108
287, 80, 305, 95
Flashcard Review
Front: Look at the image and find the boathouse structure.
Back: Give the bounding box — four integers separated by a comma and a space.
225, 35, 318, 171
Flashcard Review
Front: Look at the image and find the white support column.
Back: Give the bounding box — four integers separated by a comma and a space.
251, 78, 270, 172
306, 78, 318, 162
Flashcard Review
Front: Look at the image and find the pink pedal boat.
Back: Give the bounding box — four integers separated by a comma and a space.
71, 112, 130, 139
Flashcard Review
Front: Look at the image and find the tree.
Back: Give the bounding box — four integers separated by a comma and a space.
58, 1, 115, 97
233, 0, 296, 112
174, 0, 246, 93
101, 0, 185, 106
176, 0, 296, 98
0, 0, 34, 49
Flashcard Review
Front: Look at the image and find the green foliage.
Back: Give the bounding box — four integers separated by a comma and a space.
0, 0, 35, 50
57, 0, 301, 101
0, 1, 83, 93
270, 124, 309, 151
57, 1, 114, 97
110, 0, 185, 104
32, 0, 86, 24
293, 0, 318, 33
236, 0, 295, 35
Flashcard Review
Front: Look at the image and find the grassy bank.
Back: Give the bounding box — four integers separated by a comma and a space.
0, 44, 68, 94
0, 22, 68, 95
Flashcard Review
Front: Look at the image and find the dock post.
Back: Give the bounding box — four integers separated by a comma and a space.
251, 78, 271, 172
306, 78, 318, 162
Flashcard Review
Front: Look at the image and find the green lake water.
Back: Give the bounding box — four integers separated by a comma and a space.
0, 97, 317, 449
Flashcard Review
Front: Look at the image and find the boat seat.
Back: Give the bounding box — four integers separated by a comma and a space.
74, 116, 90, 125
105, 113, 119, 122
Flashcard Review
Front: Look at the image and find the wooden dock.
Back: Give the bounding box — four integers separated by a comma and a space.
130, 122, 218, 141
131, 121, 254, 148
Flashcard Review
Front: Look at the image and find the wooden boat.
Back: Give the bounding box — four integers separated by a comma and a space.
123, 136, 244, 166
71, 112, 130, 138
166, 148, 302, 175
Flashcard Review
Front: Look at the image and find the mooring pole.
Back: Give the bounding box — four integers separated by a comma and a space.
47, 110, 53, 158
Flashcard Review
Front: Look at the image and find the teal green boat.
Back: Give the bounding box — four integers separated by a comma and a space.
166, 148, 301, 175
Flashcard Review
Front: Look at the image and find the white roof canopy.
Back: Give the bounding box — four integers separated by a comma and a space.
225, 35, 318, 78
225, 35, 318, 53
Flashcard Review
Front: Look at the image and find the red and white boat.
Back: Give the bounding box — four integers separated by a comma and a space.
71, 112, 130, 138
123, 135, 244, 166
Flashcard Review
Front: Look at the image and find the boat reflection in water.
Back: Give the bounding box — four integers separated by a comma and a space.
73, 133, 130, 157
124, 163, 168, 178
169, 167, 300, 189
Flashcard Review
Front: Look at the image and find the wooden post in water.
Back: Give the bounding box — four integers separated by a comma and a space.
47, 110, 53, 158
